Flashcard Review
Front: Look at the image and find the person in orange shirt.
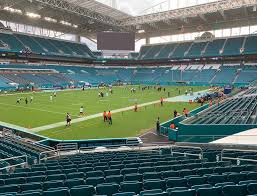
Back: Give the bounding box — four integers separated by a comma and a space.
170, 123, 175, 129
160, 97, 164, 106
103, 111, 107, 122
107, 111, 112, 125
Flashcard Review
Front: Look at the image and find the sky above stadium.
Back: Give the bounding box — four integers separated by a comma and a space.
97, 0, 218, 16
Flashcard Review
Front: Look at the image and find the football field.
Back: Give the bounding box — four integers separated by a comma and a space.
0, 85, 207, 140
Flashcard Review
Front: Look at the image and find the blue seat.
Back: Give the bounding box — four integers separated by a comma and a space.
96, 183, 119, 196
66, 172, 84, 179
47, 174, 66, 181
105, 175, 123, 184
86, 177, 105, 186
20, 182, 42, 191
113, 192, 135, 196
124, 173, 143, 181
140, 189, 163, 196
197, 187, 222, 196
86, 171, 104, 178
187, 176, 207, 186
43, 180, 64, 190
27, 175, 46, 183
248, 183, 257, 195
215, 182, 235, 187
222, 185, 248, 196
207, 175, 227, 185
70, 185, 95, 196
143, 172, 161, 180
162, 171, 179, 179
44, 188, 69, 196
121, 181, 142, 194
166, 178, 187, 188
166, 187, 188, 194
17, 192, 41, 196
191, 184, 212, 190
104, 169, 120, 176
170, 189, 196, 196
143, 179, 166, 190
227, 173, 246, 184
65, 178, 85, 188
238, 180, 257, 185
5, 177, 26, 185
0, 184, 19, 193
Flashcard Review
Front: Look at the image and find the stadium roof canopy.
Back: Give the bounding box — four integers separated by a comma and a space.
1, 0, 257, 39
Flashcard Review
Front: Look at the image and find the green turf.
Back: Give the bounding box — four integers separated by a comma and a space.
38, 102, 200, 140
0, 85, 207, 139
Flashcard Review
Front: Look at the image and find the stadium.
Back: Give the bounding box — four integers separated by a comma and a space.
0, 0, 257, 195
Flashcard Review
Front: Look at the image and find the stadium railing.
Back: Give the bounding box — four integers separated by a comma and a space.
0, 155, 28, 172
39, 149, 60, 163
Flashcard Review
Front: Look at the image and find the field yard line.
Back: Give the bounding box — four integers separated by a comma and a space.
30, 99, 161, 133
0, 102, 66, 115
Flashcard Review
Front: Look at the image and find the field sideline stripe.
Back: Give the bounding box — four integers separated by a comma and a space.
30, 99, 161, 133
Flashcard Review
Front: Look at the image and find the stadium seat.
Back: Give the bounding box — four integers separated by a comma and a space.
44, 188, 69, 196
65, 178, 85, 188
247, 183, 257, 195
124, 173, 143, 181
96, 183, 119, 196
121, 181, 143, 194
143, 179, 166, 190
20, 182, 42, 192
170, 189, 196, 196
70, 185, 95, 196
113, 192, 136, 196
222, 185, 248, 196
105, 175, 123, 184
166, 177, 188, 188
140, 189, 163, 196
86, 177, 105, 186
197, 187, 222, 196
43, 180, 64, 190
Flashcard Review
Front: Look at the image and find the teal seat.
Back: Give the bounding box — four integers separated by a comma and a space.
248, 183, 257, 195
105, 175, 123, 184
0, 184, 19, 193
247, 172, 257, 180
227, 173, 246, 184
222, 185, 248, 196
78, 167, 93, 173
121, 168, 138, 175
96, 183, 119, 196
86, 177, 104, 186
21, 182, 42, 191
27, 171, 45, 177
65, 178, 85, 188
179, 170, 195, 177
143, 179, 165, 190
66, 172, 84, 179
121, 181, 142, 194
166, 187, 188, 194
0, 174, 9, 179
17, 192, 41, 196
140, 189, 162, 196
125, 163, 140, 168
213, 167, 230, 174
238, 180, 257, 185
70, 185, 95, 196
86, 170, 104, 178
5, 177, 26, 185
143, 172, 161, 180
215, 182, 235, 187
95, 166, 109, 172
187, 176, 207, 186
139, 167, 153, 174
104, 169, 120, 176
197, 187, 222, 196
110, 164, 124, 170
191, 184, 212, 190
46, 170, 62, 175
44, 188, 69, 196
170, 189, 196, 196
166, 178, 187, 188
144, 193, 168, 196
15, 168, 31, 173
43, 180, 64, 190
162, 171, 179, 179
196, 168, 213, 176
155, 166, 171, 172
207, 175, 226, 185
10, 172, 28, 178
47, 174, 66, 181
124, 173, 143, 181
113, 192, 135, 196
27, 175, 46, 183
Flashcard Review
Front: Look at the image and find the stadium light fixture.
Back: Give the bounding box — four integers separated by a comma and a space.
60, 20, 72, 26
3, 7, 22, 14
138, 30, 145, 33
73, 24, 78, 28
26, 12, 41, 19
44, 17, 57, 23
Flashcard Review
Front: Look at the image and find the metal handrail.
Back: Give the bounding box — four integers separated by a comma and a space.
221, 148, 257, 165
0, 155, 28, 171
39, 149, 60, 163
171, 145, 203, 159
56, 143, 78, 152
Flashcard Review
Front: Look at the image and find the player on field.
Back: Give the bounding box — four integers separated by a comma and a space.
30, 96, 33, 103
107, 111, 112, 125
50, 95, 53, 102
103, 111, 107, 122
16, 98, 21, 104
79, 106, 84, 116
134, 103, 138, 112
160, 97, 164, 106
53, 92, 57, 97
25, 98, 28, 105
66, 113, 71, 126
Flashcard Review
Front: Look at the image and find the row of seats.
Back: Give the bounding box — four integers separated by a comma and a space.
138, 35, 257, 60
